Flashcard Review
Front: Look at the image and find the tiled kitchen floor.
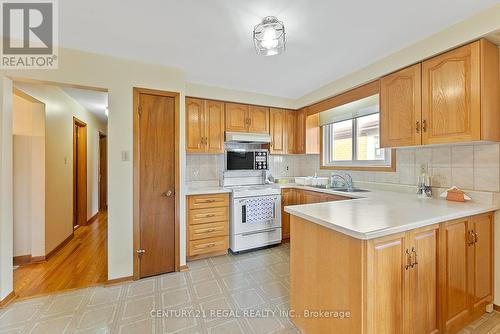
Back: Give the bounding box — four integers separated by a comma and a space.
1, 242, 498, 334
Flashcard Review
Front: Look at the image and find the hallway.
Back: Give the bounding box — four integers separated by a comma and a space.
14, 212, 108, 300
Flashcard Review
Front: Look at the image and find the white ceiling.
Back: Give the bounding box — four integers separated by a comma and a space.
59, 0, 498, 98
61, 87, 108, 122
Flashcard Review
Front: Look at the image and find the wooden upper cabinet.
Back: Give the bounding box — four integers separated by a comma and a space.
205, 100, 225, 153
422, 39, 499, 145
295, 108, 307, 154
306, 113, 320, 154
225, 103, 249, 132
248, 105, 269, 134
186, 98, 205, 153
286, 110, 296, 154
186, 98, 224, 154
270, 108, 286, 154
380, 64, 422, 148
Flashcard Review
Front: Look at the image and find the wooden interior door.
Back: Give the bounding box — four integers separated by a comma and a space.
186, 98, 205, 153
73, 118, 87, 228
422, 41, 481, 145
380, 63, 422, 148
286, 110, 296, 154
408, 225, 439, 334
99, 133, 107, 211
138, 92, 176, 277
248, 105, 269, 134
269, 108, 286, 154
366, 233, 408, 334
225, 103, 248, 132
204, 100, 225, 153
470, 214, 493, 316
440, 219, 471, 333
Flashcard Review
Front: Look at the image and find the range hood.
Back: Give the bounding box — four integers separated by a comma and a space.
225, 131, 272, 143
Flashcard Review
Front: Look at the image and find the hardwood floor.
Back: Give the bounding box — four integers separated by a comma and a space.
14, 212, 108, 299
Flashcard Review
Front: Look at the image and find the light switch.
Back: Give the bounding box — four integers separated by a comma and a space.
121, 150, 130, 161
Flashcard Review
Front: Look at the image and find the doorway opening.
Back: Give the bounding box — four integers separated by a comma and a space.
12, 80, 109, 299
73, 117, 87, 230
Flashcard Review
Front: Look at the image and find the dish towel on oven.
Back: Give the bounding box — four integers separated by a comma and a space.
244, 197, 275, 223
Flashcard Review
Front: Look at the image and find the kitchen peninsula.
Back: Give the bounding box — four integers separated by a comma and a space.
285, 189, 497, 334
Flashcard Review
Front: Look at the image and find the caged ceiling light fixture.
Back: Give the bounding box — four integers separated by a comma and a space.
253, 16, 286, 56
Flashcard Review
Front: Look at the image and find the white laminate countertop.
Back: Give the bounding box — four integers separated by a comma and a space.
185, 185, 231, 195
284, 185, 499, 240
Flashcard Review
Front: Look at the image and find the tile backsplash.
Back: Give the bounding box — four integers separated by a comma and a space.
186, 142, 500, 192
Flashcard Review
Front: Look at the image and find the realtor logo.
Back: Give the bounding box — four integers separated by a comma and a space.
1, 0, 58, 69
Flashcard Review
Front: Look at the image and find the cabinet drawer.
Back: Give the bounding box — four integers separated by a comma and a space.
189, 236, 228, 257
188, 193, 229, 209
189, 206, 228, 225
189, 221, 228, 240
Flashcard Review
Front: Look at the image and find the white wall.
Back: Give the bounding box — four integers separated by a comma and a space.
14, 83, 107, 254
12, 93, 46, 258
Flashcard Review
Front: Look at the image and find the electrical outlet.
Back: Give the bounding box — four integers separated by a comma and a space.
419, 164, 428, 175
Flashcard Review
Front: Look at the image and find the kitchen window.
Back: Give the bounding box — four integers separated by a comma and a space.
320, 94, 393, 170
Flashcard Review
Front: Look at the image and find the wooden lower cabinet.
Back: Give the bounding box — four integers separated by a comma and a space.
366, 224, 439, 334
290, 212, 493, 334
187, 193, 229, 260
440, 213, 494, 333
281, 188, 349, 240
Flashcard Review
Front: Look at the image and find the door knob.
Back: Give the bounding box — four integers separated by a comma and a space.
162, 190, 173, 197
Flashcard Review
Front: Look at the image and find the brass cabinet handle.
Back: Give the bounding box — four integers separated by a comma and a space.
467, 230, 475, 246
416, 121, 420, 134
411, 247, 418, 267
473, 231, 479, 244
204, 214, 216, 218
405, 249, 412, 270
203, 199, 216, 203
422, 119, 427, 132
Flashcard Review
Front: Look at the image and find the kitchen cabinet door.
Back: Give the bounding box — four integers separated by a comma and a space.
248, 105, 269, 134
306, 113, 320, 154
380, 63, 422, 148
366, 233, 409, 334
286, 110, 296, 154
225, 103, 249, 132
439, 219, 472, 333
270, 108, 287, 154
422, 41, 481, 145
186, 98, 205, 153
281, 189, 295, 240
470, 213, 493, 318
300, 190, 324, 204
295, 108, 307, 154
408, 225, 439, 334
205, 100, 225, 153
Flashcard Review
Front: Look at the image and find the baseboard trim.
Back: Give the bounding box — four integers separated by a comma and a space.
0, 291, 16, 308
13, 255, 32, 266
87, 212, 99, 225
179, 265, 189, 272
106, 276, 134, 286
45, 233, 74, 260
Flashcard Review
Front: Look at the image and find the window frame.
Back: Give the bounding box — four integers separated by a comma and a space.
321, 113, 393, 169
315, 81, 396, 172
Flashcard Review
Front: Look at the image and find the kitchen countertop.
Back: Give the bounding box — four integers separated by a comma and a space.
185, 185, 231, 195
284, 185, 499, 240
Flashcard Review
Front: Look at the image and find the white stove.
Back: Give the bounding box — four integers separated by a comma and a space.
222, 170, 282, 252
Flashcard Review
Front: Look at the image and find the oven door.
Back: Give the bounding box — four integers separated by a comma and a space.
226, 151, 255, 170
231, 195, 281, 235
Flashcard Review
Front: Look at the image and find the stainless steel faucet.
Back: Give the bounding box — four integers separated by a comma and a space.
330, 173, 354, 191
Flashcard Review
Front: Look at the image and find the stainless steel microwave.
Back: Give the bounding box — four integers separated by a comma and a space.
225, 149, 268, 171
